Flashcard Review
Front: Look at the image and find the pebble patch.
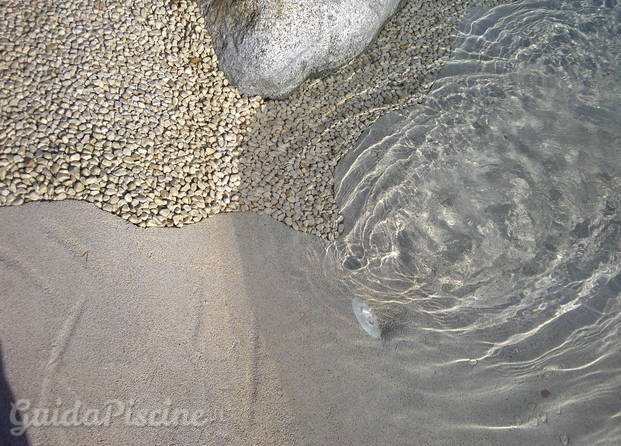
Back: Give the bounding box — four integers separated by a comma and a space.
1, 0, 514, 235
0, 0, 261, 227
237, 0, 517, 239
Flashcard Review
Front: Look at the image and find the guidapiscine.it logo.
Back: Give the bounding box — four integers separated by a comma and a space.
9, 398, 223, 436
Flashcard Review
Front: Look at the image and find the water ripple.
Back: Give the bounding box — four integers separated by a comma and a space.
329, 1, 620, 441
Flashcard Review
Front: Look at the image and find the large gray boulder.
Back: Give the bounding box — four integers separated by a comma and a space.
200, 0, 403, 98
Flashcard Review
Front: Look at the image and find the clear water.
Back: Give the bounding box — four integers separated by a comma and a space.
328, 0, 620, 442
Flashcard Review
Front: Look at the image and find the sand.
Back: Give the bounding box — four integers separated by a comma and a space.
2, 200, 601, 446
0, 201, 298, 445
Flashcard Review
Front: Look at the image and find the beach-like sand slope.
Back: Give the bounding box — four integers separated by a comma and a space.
0, 201, 576, 446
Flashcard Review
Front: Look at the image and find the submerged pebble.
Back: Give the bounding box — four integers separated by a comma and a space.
237, 0, 518, 240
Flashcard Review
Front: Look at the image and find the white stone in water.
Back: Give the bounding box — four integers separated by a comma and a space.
352, 297, 382, 339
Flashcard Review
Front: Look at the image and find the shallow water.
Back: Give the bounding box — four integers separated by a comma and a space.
327, 0, 620, 442
2, 1, 620, 445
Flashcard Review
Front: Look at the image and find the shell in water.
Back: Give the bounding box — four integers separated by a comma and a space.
352, 297, 382, 338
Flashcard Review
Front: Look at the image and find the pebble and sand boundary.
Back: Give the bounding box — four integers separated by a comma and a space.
1, 0, 514, 239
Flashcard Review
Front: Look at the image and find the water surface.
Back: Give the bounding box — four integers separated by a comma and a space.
326, 1, 621, 443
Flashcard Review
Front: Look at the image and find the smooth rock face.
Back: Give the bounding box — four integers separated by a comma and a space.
200, 0, 403, 98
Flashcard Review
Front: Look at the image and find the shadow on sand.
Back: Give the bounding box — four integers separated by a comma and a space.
0, 342, 29, 446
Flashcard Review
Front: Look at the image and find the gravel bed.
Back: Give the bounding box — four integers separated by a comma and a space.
1, 0, 514, 236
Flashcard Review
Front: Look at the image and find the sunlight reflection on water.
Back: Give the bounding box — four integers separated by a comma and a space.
328, 0, 620, 442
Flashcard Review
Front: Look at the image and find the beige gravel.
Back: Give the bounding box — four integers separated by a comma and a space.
1, 0, 514, 238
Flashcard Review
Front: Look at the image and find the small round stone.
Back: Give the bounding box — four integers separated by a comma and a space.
0, 0, 518, 238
